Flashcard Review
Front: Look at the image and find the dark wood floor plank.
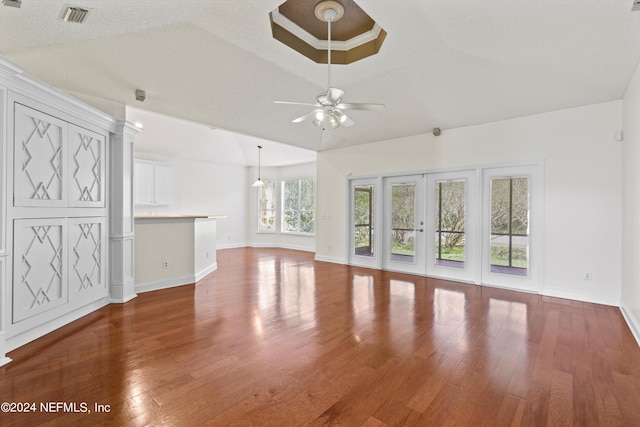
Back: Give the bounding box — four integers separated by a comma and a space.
1, 247, 639, 426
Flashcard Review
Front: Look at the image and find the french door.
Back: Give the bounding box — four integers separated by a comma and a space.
426, 170, 478, 283
348, 178, 380, 269
481, 165, 541, 292
382, 175, 426, 275
347, 164, 540, 290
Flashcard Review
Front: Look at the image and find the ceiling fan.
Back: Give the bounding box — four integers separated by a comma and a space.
274, 0, 385, 130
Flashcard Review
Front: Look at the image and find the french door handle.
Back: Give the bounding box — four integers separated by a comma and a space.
417, 228, 424, 232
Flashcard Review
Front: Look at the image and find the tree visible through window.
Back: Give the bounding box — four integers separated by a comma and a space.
354, 185, 374, 256
490, 177, 529, 275
435, 180, 465, 267
282, 179, 315, 234
390, 183, 416, 261
258, 180, 276, 232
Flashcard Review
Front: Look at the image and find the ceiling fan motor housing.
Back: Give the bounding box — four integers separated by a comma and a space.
314, 1, 344, 22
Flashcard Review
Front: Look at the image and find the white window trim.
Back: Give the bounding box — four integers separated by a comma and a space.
481, 164, 542, 293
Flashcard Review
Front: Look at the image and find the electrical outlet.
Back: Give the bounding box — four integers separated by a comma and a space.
584, 272, 591, 280
163, 261, 169, 269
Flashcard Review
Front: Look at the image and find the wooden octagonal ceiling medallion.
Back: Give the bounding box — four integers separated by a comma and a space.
269, 0, 387, 64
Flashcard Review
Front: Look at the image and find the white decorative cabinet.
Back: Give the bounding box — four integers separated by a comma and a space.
68, 217, 106, 303
68, 124, 106, 208
12, 218, 68, 323
0, 57, 138, 364
134, 160, 172, 206
10, 100, 108, 331
13, 104, 68, 207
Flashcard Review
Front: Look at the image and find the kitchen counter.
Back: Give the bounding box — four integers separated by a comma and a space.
134, 215, 225, 293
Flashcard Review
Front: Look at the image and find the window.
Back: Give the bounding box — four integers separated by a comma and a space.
435, 179, 465, 267
490, 176, 528, 275
354, 185, 374, 256
390, 182, 416, 261
258, 180, 276, 233
282, 179, 315, 234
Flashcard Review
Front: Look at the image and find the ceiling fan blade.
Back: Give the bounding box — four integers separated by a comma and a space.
337, 102, 386, 112
292, 110, 321, 123
274, 100, 318, 107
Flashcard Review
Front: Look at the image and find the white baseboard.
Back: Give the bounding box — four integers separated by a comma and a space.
314, 254, 346, 264
620, 304, 640, 348
6, 298, 110, 353
110, 293, 137, 304
217, 242, 249, 250
136, 276, 196, 293
541, 287, 618, 307
250, 242, 315, 253
195, 263, 217, 282
0, 356, 12, 367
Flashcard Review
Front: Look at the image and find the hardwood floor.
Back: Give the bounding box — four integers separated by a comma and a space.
2, 247, 640, 426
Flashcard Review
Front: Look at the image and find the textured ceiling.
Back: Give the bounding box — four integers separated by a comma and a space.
2, 0, 640, 155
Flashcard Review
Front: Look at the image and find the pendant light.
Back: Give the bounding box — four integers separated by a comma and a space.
252, 145, 264, 187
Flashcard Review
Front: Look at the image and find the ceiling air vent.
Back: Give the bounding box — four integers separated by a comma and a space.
2, 0, 21, 8
58, 5, 90, 23
633, 0, 640, 12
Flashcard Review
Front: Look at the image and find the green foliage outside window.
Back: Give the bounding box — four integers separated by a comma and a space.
282, 179, 315, 234
258, 180, 276, 232
390, 184, 416, 256
435, 180, 465, 262
490, 177, 529, 268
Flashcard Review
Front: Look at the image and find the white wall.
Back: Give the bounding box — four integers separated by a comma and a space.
316, 101, 623, 306
134, 153, 249, 248
622, 61, 640, 343
248, 162, 316, 252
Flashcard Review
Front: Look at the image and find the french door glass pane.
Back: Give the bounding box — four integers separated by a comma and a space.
490, 177, 529, 275
391, 183, 416, 261
354, 185, 374, 257
435, 180, 465, 267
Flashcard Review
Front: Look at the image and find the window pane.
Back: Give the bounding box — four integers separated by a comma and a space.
261, 181, 276, 211
511, 177, 529, 235
354, 185, 374, 257
490, 176, 529, 275
391, 183, 415, 259
283, 209, 298, 232
300, 211, 314, 234
491, 178, 511, 234
435, 180, 465, 266
260, 209, 276, 232
490, 234, 510, 266
300, 179, 314, 211
284, 180, 299, 211
258, 181, 276, 232
282, 179, 315, 234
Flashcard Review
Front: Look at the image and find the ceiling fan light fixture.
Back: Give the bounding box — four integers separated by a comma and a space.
334, 109, 347, 123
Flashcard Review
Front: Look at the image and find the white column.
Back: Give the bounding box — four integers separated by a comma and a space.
109, 120, 140, 303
